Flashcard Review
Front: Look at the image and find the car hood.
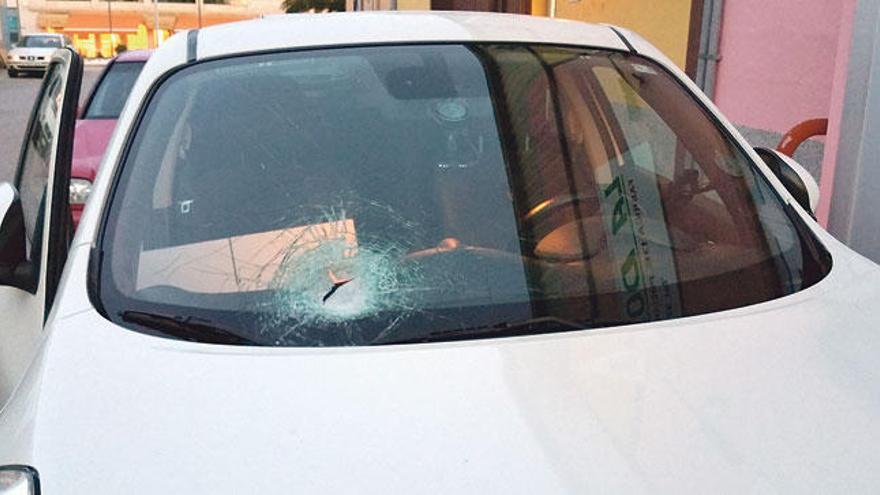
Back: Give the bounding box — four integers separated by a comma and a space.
9, 47, 57, 57
72, 119, 117, 181
6, 241, 880, 493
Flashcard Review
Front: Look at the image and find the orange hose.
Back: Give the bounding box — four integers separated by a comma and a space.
776, 118, 828, 157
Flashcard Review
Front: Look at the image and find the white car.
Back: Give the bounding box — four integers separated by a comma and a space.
6, 33, 73, 77
1, 12, 879, 494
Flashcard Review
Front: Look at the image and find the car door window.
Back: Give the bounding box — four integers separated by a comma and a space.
15, 63, 64, 278
13, 52, 81, 314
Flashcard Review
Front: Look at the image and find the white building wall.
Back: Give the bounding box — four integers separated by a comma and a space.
827, 0, 880, 262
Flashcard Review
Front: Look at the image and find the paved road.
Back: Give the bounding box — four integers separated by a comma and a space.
0, 67, 102, 182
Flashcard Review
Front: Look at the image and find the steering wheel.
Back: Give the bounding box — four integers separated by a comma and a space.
519, 193, 603, 261
523, 193, 600, 224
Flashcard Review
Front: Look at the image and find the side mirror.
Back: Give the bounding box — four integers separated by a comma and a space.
754, 147, 819, 217
0, 182, 35, 292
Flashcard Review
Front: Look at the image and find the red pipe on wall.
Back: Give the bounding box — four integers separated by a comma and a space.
776, 118, 828, 157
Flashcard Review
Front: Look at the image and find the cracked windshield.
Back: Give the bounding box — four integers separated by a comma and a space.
99, 44, 828, 346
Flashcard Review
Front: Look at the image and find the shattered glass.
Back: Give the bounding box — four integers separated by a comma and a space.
261, 200, 433, 345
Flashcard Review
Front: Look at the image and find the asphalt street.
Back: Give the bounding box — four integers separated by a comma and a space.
0, 67, 101, 182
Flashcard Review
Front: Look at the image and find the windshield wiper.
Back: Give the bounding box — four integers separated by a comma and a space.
373, 316, 586, 345
120, 310, 260, 346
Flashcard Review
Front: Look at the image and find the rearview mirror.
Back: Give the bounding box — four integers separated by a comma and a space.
754, 147, 819, 217
0, 182, 35, 292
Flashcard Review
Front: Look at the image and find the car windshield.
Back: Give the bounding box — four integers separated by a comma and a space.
84, 61, 146, 119
20, 35, 61, 48
97, 43, 830, 346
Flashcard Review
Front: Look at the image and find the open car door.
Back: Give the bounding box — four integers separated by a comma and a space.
0, 48, 82, 405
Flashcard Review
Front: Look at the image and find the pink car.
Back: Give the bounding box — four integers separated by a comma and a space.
71, 49, 152, 226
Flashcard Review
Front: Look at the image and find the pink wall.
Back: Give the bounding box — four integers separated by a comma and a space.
713, 0, 846, 135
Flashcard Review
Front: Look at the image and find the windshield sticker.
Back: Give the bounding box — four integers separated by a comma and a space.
600, 143, 682, 322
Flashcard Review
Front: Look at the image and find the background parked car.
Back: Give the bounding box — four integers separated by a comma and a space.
71, 49, 151, 227
6, 33, 73, 77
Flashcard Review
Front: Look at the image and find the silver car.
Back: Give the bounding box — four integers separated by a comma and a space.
6, 33, 72, 77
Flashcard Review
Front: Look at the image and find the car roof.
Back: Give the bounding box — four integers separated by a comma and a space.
115, 49, 153, 62
22, 32, 64, 37
191, 12, 629, 61
133, 12, 633, 106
